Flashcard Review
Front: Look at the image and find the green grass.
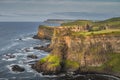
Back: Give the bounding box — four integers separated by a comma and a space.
71, 29, 120, 36
61, 17, 120, 29
39, 25, 54, 29
39, 55, 80, 69
80, 53, 120, 73
61, 20, 93, 26
92, 17, 120, 29
39, 54, 61, 67
102, 17, 120, 22
101, 53, 120, 72
65, 60, 79, 69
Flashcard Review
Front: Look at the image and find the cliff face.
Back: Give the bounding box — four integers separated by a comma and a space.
32, 27, 120, 76
35, 25, 54, 40
50, 28, 120, 71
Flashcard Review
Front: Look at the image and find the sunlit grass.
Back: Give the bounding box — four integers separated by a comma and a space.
72, 29, 120, 36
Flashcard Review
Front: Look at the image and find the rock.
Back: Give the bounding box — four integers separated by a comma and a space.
31, 62, 61, 75
34, 44, 52, 52
32, 35, 39, 39
19, 38, 22, 41
27, 54, 38, 59
36, 25, 54, 40
24, 48, 31, 52
11, 65, 25, 72
3, 53, 16, 59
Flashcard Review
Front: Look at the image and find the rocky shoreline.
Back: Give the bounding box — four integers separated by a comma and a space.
5, 30, 119, 80
33, 44, 52, 52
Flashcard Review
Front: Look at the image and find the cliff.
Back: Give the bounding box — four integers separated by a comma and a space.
32, 18, 120, 76
33, 25, 54, 40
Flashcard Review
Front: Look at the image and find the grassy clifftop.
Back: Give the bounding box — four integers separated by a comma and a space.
72, 29, 120, 37
61, 17, 120, 37
61, 20, 93, 26
61, 17, 120, 29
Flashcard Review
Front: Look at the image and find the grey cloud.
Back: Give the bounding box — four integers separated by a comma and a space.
0, 0, 120, 21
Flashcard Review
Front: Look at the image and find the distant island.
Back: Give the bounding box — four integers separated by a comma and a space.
32, 17, 120, 78
43, 19, 74, 24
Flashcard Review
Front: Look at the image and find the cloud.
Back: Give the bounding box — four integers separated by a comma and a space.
0, 0, 120, 21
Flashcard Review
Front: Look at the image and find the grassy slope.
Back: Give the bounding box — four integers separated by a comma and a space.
61, 17, 120, 29
102, 53, 120, 73
72, 29, 120, 37
61, 20, 93, 26
93, 17, 120, 29
61, 17, 120, 36
85, 53, 120, 73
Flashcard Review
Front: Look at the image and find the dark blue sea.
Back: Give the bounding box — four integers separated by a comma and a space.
0, 22, 119, 80
0, 22, 51, 80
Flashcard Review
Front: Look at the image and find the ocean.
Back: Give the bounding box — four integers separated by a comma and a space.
0, 22, 51, 80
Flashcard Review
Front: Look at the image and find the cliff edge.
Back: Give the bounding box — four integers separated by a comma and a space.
32, 18, 120, 76
33, 25, 54, 40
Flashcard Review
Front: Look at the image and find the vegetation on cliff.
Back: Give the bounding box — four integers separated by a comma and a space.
61, 17, 120, 31
33, 17, 120, 76
61, 20, 93, 26
36, 25, 54, 40
72, 29, 120, 37
40, 54, 61, 67
102, 53, 120, 73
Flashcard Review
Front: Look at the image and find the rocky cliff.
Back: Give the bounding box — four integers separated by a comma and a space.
32, 18, 120, 76
32, 27, 120, 76
33, 25, 54, 40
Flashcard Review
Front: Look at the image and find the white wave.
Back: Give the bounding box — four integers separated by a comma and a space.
14, 36, 34, 42
101, 74, 120, 80
35, 44, 41, 46
21, 47, 34, 53
28, 47, 34, 51
45, 42, 50, 45
40, 52, 49, 56
2, 54, 17, 61
13, 52, 25, 56
18, 60, 24, 64
21, 37, 33, 41
0, 42, 19, 51
23, 59, 38, 65
2, 58, 17, 61
39, 74, 57, 78
25, 64, 35, 73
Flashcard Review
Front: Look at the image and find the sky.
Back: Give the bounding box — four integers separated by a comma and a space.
0, 0, 120, 21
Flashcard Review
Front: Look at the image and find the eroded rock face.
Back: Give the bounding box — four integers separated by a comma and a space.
35, 25, 54, 40
32, 61, 61, 75
11, 65, 25, 72
50, 28, 120, 68
33, 27, 120, 76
